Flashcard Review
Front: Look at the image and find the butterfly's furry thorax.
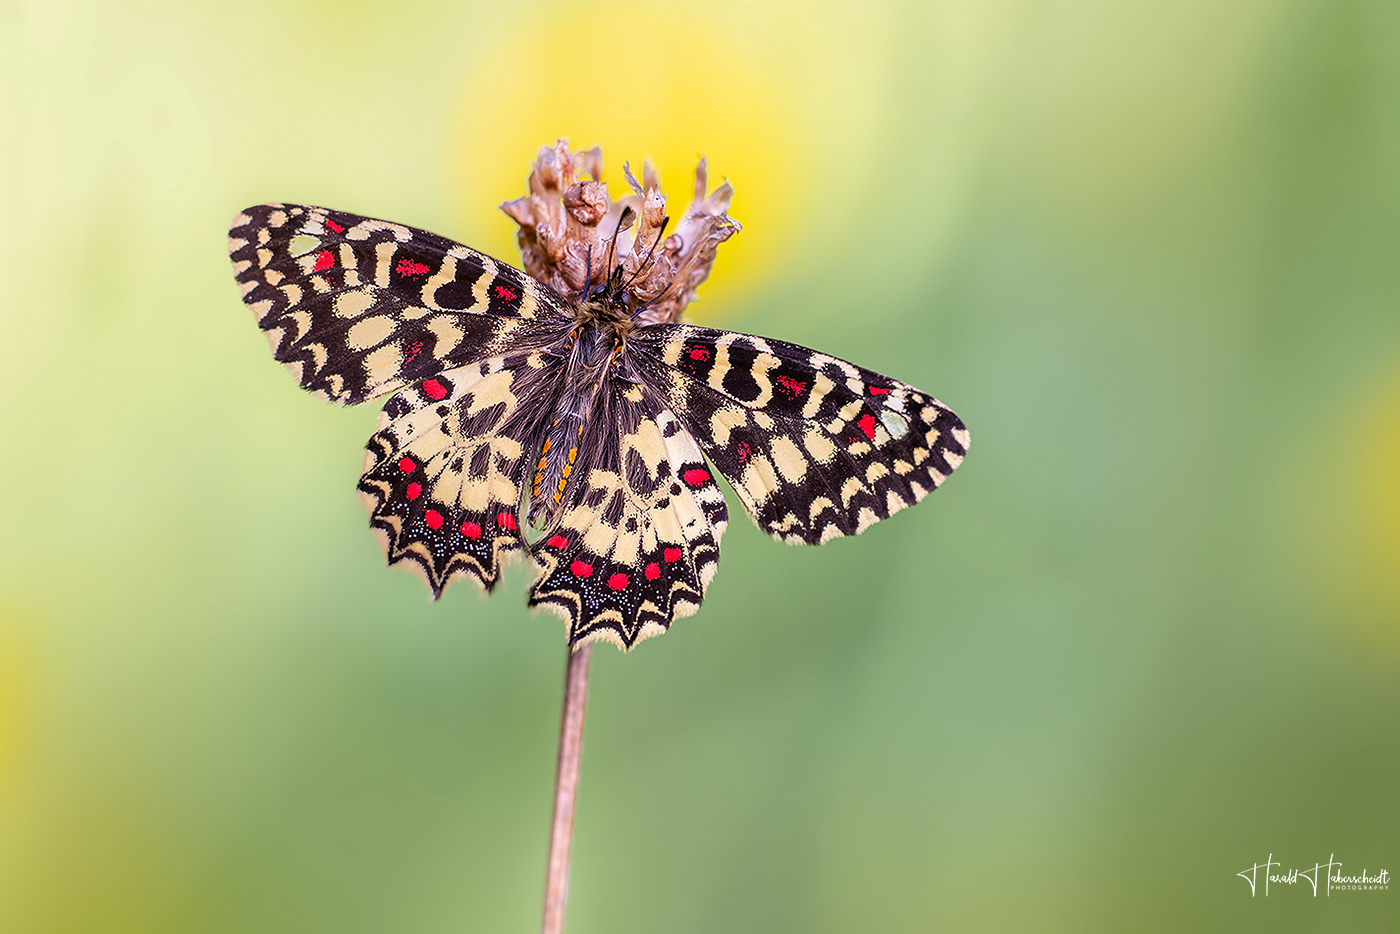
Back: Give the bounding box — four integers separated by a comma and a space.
572, 294, 638, 341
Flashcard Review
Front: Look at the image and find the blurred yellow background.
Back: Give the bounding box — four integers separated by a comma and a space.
2, 0, 1397, 931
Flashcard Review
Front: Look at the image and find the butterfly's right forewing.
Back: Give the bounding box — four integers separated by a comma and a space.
634, 325, 969, 545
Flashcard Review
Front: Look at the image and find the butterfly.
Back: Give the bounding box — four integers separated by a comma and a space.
228, 203, 969, 649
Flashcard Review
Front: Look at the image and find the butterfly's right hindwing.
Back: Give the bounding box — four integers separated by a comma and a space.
228, 203, 568, 404
527, 377, 729, 649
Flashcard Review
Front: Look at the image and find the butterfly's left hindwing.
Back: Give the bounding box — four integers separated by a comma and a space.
356, 354, 562, 595
228, 203, 567, 404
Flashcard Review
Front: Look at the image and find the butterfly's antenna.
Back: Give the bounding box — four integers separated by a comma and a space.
600, 206, 635, 296
582, 244, 595, 298
621, 215, 670, 296
631, 246, 698, 321
630, 280, 684, 321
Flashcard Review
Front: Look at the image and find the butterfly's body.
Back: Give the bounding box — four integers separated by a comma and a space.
230, 203, 968, 649
529, 311, 631, 527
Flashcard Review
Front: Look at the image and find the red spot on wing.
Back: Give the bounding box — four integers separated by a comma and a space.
405, 482, 422, 500
421, 379, 447, 400
663, 547, 683, 563
325, 219, 345, 233
682, 468, 710, 487
607, 573, 629, 591
775, 374, 808, 397
857, 413, 877, 440
425, 509, 443, 529
460, 521, 481, 539
398, 457, 416, 473
396, 258, 430, 277
868, 385, 891, 396
645, 562, 661, 580
403, 340, 424, 363
313, 250, 334, 271
547, 535, 568, 549
688, 346, 710, 361
571, 560, 593, 578
494, 284, 518, 301
497, 512, 517, 531
736, 441, 752, 464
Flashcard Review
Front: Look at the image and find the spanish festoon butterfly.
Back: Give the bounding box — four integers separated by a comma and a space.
228, 197, 969, 650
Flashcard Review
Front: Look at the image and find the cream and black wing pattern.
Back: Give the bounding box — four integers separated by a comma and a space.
526, 378, 729, 648
229, 203, 570, 596
355, 352, 551, 597
630, 326, 969, 546
228, 203, 559, 403
229, 203, 969, 650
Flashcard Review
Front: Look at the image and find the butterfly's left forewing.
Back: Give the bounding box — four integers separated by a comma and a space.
229, 203, 567, 404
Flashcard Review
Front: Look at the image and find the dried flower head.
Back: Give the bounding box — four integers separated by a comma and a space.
501, 140, 740, 325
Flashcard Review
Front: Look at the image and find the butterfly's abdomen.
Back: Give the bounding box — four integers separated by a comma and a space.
527, 322, 618, 529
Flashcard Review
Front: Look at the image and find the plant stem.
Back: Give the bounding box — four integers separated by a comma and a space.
542, 642, 592, 934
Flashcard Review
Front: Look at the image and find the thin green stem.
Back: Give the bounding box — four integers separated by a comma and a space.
542, 642, 592, 934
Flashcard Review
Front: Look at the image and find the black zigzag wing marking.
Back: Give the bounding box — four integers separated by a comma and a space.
356, 352, 562, 595
228, 203, 570, 404
527, 375, 728, 650
631, 325, 970, 545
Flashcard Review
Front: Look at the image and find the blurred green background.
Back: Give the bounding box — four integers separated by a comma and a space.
2, 0, 1398, 931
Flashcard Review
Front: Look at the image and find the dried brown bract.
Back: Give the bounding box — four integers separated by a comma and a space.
501, 140, 740, 325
